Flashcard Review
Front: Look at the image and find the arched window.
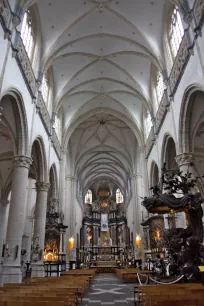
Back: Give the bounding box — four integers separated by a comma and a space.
41, 73, 49, 104
85, 189, 92, 204
170, 7, 184, 58
21, 10, 35, 60
116, 188, 123, 204
156, 71, 164, 105
144, 110, 152, 139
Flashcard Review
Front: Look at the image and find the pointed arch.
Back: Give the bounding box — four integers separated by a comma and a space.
30, 136, 48, 182
150, 161, 159, 187
179, 84, 204, 154
49, 163, 58, 199
161, 134, 178, 170
0, 88, 29, 156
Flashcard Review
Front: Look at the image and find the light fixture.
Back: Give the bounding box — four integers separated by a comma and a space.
136, 234, 141, 242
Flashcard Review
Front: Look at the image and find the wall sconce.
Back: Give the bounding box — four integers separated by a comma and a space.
136, 234, 141, 246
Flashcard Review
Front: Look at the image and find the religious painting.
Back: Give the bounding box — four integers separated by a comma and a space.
150, 217, 164, 249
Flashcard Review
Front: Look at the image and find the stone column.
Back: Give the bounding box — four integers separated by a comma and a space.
0, 200, 10, 263
175, 153, 197, 177
31, 182, 49, 278
92, 225, 96, 246
59, 150, 67, 213
142, 225, 151, 252
131, 175, 141, 235
175, 153, 197, 227
2, 156, 32, 284
65, 175, 73, 237
22, 216, 34, 264
112, 225, 116, 246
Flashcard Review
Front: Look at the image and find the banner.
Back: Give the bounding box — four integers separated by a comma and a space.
101, 214, 108, 231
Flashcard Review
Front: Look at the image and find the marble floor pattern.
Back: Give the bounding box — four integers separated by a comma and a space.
82, 273, 135, 306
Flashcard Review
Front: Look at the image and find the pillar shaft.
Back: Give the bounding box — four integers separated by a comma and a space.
59, 150, 67, 213
22, 216, 34, 263
31, 182, 49, 277
2, 156, 32, 284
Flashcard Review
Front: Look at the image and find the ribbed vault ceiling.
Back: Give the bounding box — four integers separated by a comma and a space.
69, 113, 137, 194
26, 0, 171, 131
23, 0, 176, 193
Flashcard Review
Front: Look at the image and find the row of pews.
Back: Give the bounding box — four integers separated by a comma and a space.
0, 269, 97, 306
116, 269, 204, 305
116, 268, 152, 283
134, 283, 204, 306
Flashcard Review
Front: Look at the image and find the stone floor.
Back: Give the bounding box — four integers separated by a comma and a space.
82, 273, 135, 306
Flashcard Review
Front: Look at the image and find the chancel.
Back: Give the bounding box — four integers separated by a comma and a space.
0, 0, 204, 305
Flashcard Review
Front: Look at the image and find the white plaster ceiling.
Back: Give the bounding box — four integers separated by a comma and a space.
28, 0, 167, 132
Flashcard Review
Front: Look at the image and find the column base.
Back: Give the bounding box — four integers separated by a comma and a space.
31, 263, 45, 278
1, 265, 22, 284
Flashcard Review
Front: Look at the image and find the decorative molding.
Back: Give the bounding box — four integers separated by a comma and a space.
66, 175, 76, 181
37, 93, 52, 135
169, 31, 192, 98
194, 0, 204, 29
13, 155, 32, 169
0, 0, 12, 34
0, 7, 62, 161
15, 36, 37, 97
51, 129, 61, 159
35, 182, 50, 192
183, 10, 193, 25
155, 90, 169, 135
145, 126, 155, 159
175, 152, 194, 167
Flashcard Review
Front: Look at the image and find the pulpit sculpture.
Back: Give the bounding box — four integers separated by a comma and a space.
142, 164, 204, 282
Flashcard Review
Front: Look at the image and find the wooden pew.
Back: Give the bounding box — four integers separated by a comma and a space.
134, 284, 204, 306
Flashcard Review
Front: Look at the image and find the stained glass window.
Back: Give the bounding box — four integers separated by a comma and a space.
170, 7, 184, 58
21, 10, 35, 60
116, 188, 123, 204
85, 189, 92, 204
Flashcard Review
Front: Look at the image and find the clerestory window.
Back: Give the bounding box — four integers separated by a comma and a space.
85, 189, 92, 204
170, 7, 184, 58
116, 188, 123, 204
21, 10, 35, 60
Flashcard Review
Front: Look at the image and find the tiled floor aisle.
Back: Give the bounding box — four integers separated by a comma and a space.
82, 273, 134, 306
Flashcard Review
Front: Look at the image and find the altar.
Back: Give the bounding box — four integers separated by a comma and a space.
80, 193, 131, 267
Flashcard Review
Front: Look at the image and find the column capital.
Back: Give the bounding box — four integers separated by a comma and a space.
50, 198, 59, 204
139, 146, 145, 153
61, 149, 68, 155
66, 175, 76, 181
35, 182, 50, 192
13, 155, 32, 169
175, 153, 194, 167
27, 216, 34, 222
